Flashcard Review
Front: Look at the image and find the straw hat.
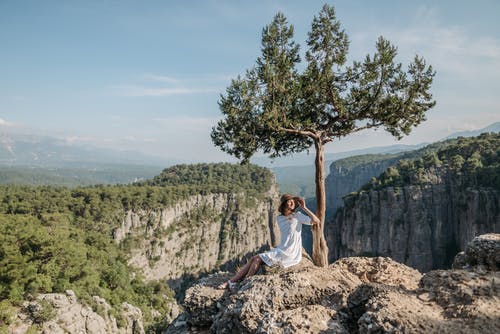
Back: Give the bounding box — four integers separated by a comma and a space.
280, 193, 300, 206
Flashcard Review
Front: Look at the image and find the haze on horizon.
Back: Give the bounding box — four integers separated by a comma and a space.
1, 0, 499, 164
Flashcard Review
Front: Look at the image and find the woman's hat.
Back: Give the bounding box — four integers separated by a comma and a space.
280, 193, 300, 206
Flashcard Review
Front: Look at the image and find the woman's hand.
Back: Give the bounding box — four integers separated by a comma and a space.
295, 197, 305, 208
296, 197, 320, 225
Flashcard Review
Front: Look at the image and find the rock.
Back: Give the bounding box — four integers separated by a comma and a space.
420, 269, 500, 318
452, 234, 500, 271
9, 291, 145, 334
184, 273, 228, 327
331, 256, 422, 290
118, 183, 280, 284
209, 264, 359, 334
347, 283, 444, 333
168, 236, 500, 333
168, 256, 426, 333
330, 183, 499, 272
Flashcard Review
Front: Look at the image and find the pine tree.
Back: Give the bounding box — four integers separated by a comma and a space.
211, 4, 436, 267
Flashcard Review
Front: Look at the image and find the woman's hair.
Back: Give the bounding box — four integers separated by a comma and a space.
278, 201, 290, 216
278, 194, 298, 216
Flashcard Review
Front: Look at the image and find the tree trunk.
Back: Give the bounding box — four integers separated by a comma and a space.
311, 139, 329, 267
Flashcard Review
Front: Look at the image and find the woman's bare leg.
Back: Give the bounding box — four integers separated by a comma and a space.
245, 256, 263, 277
230, 258, 253, 283
231, 255, 262, 281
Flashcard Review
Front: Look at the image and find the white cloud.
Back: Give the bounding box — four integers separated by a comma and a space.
152, 116, 219, 132
0, 118, 14, 127
109, 72, 229, 97
121, 135, 158, 143
110, 85, 218, 97
108, 71, 236, 97
64, 135, 93, 144
143, 73, 179, 83
350, 7, 500, 79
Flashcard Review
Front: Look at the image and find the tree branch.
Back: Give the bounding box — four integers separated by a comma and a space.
350, 121, 384, 134
278, 126, 319, 139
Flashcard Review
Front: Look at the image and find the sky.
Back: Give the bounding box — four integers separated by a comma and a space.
1, 0, 499, 164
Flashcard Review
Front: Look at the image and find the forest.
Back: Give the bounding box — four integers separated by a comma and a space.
0, 163, 273, 332
361, 133, 500, 192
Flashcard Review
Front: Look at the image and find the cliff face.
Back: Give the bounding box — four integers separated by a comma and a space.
325, 157, 400, 217
113, 183, 280, 283
329, 184, 499, 271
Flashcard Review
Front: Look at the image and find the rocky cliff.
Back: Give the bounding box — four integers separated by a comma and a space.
324, 136, 470, 219
114, 184, 280, 285
329, 185, 499, 271
326, 156, 400, 217
167, 234, 500, 334
327, 133, 500, 272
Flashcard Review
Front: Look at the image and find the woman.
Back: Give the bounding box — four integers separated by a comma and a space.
218, 193, 320, 289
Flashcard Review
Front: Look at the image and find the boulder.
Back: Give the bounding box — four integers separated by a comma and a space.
168, 234, 500, 334
452, 233, 500, 271
9, 290, 145, 334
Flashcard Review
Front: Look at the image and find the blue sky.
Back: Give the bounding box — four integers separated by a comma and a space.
1, 0, 499, 163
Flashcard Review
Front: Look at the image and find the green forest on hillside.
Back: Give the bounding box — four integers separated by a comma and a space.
330, 135, 470, 174
0, 163, 272, 332
361, 133, 500, 191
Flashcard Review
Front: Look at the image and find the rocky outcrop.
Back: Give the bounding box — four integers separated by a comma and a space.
325, 157, 400, 217
167, 234, 500, 333
114, 183, 280, 284
8, 290, 145, 334
453, 233, 500, 271
328, 184, 499, 272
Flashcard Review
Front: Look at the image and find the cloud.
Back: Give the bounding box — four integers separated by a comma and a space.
392, 27, 500, 79
121, 135, 158, 143
110, 73, 226, 97
350, 6, 500, 79
0, 118, 14, 127
152, 116, 219, 132
111, 85, 219, 97
143, 73, 179, 83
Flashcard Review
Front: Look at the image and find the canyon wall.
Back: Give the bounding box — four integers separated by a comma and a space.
329, 184, 499, 271
113, 184, 280, 283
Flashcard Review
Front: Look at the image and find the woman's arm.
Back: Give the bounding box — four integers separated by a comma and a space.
296, 197, 320, 225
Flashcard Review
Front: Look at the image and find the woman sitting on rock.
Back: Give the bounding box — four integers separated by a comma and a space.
218, 193, 319, 289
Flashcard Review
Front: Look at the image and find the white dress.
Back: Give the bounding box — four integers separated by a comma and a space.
259, 211, 311, 268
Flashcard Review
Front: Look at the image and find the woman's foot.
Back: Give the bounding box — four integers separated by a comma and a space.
217, 280, 236, 290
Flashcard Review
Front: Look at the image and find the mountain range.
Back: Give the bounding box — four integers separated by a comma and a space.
1, 122, 498, 172
0, 132, 172, 168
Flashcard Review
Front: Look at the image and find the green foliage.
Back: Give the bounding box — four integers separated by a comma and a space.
28, 300, 56, 324
142, 163, 272, 199
211, 4, 435, 162
0, 163, 272, 330
0, 300, 15, 326
0, 214, 174, 326
361, 133, 500, 191
0, 165, 161, 187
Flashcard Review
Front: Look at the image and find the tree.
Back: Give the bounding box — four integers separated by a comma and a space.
211, 5, 435, 267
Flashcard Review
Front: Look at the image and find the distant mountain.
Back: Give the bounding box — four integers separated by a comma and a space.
253, 122, 500, 168
443, 121, 500, 139
268, 121, 500, 199
0, 131, 175, 168
252, 143, 428, 168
